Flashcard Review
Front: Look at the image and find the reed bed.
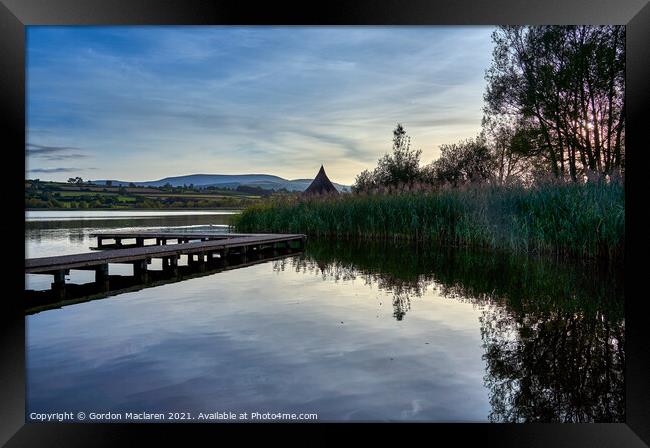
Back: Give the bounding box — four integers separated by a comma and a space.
234, 180, 624, 260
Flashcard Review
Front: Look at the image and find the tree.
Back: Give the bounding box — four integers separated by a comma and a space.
482, 115, 536, 185
352, 169, 377, 193
484, 26, 625, 181
428, 136, 495, 187
30, 179, 41, 192
374, 124, 422, 187
352, 123, 423, 192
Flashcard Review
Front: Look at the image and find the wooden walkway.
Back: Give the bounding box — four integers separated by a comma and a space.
25, 233, 306, 282
26, 249, 299, 314
89, 231, 270, 249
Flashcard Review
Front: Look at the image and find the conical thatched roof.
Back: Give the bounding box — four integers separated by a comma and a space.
304, 165, 339, 195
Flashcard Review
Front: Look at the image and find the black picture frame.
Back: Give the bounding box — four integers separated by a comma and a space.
2, 0, 648, 445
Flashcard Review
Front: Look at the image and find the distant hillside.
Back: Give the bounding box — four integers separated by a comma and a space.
92, 173, 351, 192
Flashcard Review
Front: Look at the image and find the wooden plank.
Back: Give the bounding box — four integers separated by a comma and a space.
26, 251, 301, 315
90, 232, 282, 249
25, 234, 306, 274
90, 232, 270, 239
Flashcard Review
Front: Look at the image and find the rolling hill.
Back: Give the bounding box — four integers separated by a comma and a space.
92, 174, 351, 192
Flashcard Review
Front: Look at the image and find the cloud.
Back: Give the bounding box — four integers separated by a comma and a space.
26, 26, 496, 183
26, 143, 81, 155
41, 154, 89, 161
28, 167, 96, 173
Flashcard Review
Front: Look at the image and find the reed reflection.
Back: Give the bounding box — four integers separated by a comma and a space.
276, 239, 624, 422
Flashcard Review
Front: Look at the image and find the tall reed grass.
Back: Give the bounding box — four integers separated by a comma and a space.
234, 180, 624, 260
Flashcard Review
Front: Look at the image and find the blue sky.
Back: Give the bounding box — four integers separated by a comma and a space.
26, 26, 495, 185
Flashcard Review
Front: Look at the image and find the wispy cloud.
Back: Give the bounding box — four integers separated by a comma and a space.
40, 154, 89, 161
27, 143, 90, 173
26, 26, 495, 183
28, 167, 95, 173
26, 143, 81, 155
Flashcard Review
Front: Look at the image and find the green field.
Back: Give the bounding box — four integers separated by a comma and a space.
25, 180, 263, 209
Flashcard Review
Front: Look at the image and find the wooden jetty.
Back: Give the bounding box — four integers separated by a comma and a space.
89, 231, 271, 249
25, 233, 306, 295
26, 249, 300, 315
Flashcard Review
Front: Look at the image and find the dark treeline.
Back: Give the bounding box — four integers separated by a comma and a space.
275, 239, 624, 422
353, 25, 625, 192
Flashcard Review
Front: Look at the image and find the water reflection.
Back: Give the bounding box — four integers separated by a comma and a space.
26, 246, 303, 315
26, 213, 233, 231
69, 229, 86, 244
481, 304, 624, 422
278, 239, 624, 422
25, 214, 623, 422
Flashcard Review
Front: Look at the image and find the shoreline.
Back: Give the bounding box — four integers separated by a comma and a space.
25, 207, 244, 212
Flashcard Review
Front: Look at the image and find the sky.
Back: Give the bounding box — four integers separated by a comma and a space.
26, 26, 496, 185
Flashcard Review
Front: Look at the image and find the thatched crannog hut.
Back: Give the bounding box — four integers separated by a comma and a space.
304, 165, 339, 195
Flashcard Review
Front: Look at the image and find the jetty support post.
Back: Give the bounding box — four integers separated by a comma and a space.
191, 252, 207, 271
163, 255, 179, 275
94, 264, 109, 282
51, 269, 66, 285
163, 255, 179, 268
95, 264, 109, 291
133, 259, 148, 281
240, 245, 249, 262
50, 269, 68, 299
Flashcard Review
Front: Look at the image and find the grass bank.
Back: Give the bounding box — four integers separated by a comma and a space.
234, 180, 624, 260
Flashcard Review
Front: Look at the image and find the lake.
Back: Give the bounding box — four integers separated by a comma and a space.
25, 210, 624, 422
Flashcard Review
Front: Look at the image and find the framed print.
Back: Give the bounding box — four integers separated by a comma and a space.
2, 0, 649, 446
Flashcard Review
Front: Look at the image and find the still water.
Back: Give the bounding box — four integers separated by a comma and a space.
25, 211, 624, 422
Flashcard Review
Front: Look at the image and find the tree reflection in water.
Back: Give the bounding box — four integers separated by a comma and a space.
274, 239, 624, 422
